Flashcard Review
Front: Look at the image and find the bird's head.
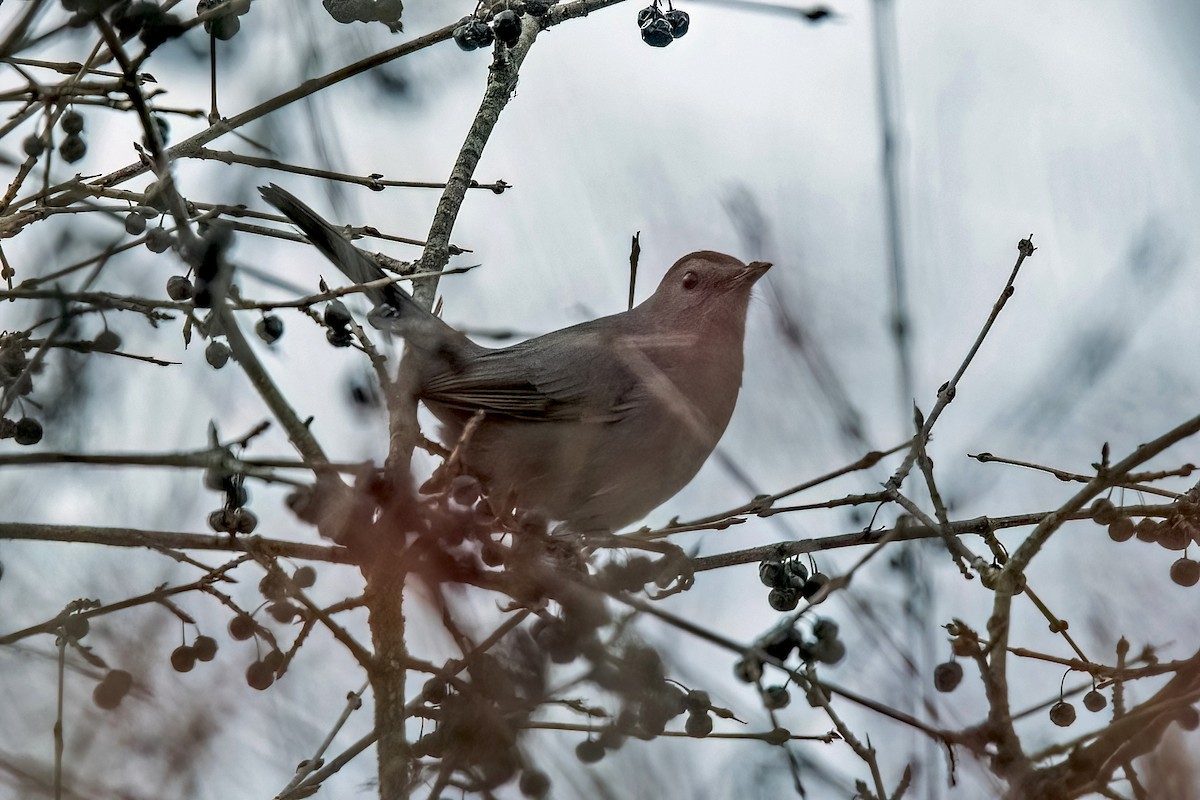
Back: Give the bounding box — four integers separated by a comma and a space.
644, 251, 771, 327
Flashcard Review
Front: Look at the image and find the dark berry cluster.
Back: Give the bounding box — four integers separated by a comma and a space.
636, 1, 689, 48
734, 616, 846, 696
0, 335, 42, 447
205, 465, 258, 534
454, 2, 546, 52
169, 634, 219, 673
1092, 495, 1200, 587
58, 109, 87, 163
758, 555, 830, 611
107, 1, 189, 50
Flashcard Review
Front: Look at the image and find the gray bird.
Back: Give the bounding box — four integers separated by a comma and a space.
260, 184, 770, 532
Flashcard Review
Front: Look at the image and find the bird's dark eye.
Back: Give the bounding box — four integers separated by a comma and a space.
682, 271, 699, 290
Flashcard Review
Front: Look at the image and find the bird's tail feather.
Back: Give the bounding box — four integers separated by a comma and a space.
258, 183, 418, 315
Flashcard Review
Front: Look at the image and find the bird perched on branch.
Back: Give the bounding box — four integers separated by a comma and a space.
260, 184, 770, 532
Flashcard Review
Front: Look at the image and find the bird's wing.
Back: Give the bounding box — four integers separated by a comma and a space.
418, 322, 642, 423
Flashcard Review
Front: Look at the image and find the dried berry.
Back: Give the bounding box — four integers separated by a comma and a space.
1082, 690, 1107, 713
636, 5, 663, 27
293, 565, 317, 588
61, 109, 85, 134
664, 8, 688, 37
93, 669, 133, 710
519, 768, 551, 798
205, 340, 231, 369
812, 618, 839, 641
166, 275, 193, 300
1107, 517, 1135, 542
1134, 518, 1160, 543
684, 710, 713, 737
22, 135, 45, 157
255, 314, 284, 344
145, 227, 173, 253
933, 660, 963, 692
812, 637, 846, 665
170, 645, 196, 672
62, 614, 89, 640
1090, 497, 1118, 525
574, 738, 604, 763
733, 655, 763, 683
767, 587, 799, 612
93, 329, 121, 352
1049, 700, 1076, 727
762, 685, 790, 710
193, 635, 218, 661
492, 9, 522, 46
800, 572, 830, 599
453, 17, 494, 50
14, 417, 43, 446
59, 134, 87, 163
228, 614, 256, 640
124, 212, 147, 235
246, 659, 275, 690
640, 17, 673, 47
1170, 557, 1200, 587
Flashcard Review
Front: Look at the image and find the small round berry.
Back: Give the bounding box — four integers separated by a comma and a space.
768, 587, 799, 612
324, 299, 352, 329
636, 5, 663, 26
684, 710, 713, 737
326, 329, 354, 348
144, 180, 170, 213
812, 637, 846, 665
259, 572, 288, 602
640, 17, 673, 47
733, 655, 763, 683
758, 560, 785, 588
59, 134, 86, 163
812, 618, 839, 641
1082, 690, 1107, 713
519, 768, 551, 798
233, 507, 258, 533
205, 340, 231, 369
480, 539, 506, 567
1090, 497, 1118, 525
455, 18, 494, 50
1108, 517, 1135, 542
255, 315, 284, 344
933, 661, 963, 693
209, 14, 240, 39
124, 212, 147, 235
246, 660, 275, 690
193, 635, 218, 662
800, 572, 830, 599
166, 275, 193, 301
93, 329, 121, 352
22, 135, 45, 157
228, 614, 256, 640
267, 602, 299, 623
62, 615, 89, 640
1158, 523, 1190, 551
14, 417, 43, 446
170, 645, 196, 672
145, 227, 173, 253
262, 649, 285, 673
664, 8, 688, 37
208, 508, 237, 533
1049, 700, 1077, 727
1170, 558, 1200, 587
1134, 518, 1161, 543
575, 739, 605, 763
93, 670, 133, 710
762, 685, 790, 710
292, 565, 317, 588
492, 9, 522, 46
61, 109, 85, 134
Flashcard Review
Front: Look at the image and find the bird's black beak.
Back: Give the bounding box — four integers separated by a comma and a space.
739, 261, 772, 283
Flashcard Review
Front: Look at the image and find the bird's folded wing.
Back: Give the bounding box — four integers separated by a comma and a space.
418, 328, 641, 423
